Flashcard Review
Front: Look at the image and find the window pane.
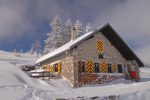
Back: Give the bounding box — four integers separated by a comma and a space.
94, 63, 99, 73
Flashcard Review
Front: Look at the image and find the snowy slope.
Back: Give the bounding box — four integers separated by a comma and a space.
0, 51, 57, 100
0, 50, 150, 100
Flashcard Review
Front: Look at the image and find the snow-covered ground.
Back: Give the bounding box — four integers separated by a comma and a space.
0, 50, 150, 100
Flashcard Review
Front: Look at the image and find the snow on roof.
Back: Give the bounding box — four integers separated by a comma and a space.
36, 30, 95, 64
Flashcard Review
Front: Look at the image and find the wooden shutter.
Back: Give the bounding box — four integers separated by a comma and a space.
100, 62, 108, 73
86, 60, 94, 73
97, 40, 104, 53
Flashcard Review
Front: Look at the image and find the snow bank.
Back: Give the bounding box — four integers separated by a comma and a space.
0, 51, 57, 90
0, 50, 150, 100
0, 51, 57, 99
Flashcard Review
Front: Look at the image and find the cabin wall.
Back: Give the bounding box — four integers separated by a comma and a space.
61, 55, 75, 86
72, 31, 128, 76
70, 31, 130, 86
39, 53, 76, 87
73, 31, 127, 64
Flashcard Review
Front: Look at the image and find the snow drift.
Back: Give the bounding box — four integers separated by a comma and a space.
0, 50, 150, 100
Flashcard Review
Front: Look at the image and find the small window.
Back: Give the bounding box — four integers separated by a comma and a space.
54, 64, 58, 72
107, 64, 112, 73
98, 54, 104, 59
118, 64, 123, 73
94, 63, 99, 73
81, 62, 85, 73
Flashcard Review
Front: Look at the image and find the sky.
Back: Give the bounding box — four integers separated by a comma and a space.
0, 0, 150, 64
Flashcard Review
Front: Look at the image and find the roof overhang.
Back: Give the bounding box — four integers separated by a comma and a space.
101, 24, 144, 67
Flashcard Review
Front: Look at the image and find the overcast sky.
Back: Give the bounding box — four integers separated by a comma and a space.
0, 0, 150, 64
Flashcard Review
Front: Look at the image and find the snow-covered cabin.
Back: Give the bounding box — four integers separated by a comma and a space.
36, 23, 144, 87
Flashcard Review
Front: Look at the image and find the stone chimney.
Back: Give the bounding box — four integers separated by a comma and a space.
71, 27, 76, 41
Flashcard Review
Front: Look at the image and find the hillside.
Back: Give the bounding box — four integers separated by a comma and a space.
0, 50, 150, 100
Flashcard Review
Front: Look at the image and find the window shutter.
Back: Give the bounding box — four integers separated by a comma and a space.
97, 40, 104, 53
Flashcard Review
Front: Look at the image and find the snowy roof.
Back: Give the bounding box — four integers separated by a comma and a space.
36, 24, 109, 64
36, 30, 96, 64
36, 23, 144, 67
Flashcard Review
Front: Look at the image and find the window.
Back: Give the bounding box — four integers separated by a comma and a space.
54, 64, 58, 72
118, 64, 123, 73
98, 54, 104, 59
94, 63, 100, 73
107, 64, 112, 73
81, 62, 85, 73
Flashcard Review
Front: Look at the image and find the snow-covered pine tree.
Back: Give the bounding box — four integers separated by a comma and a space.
85, 23, 91, 32
52, 15, 66, 47
74, 19, 84, 38
29, 46, 34, 55
30, 41, 41, 55
43, 33, 56, 54
13, 49, 17, 54
43, 15, 66, 54
34, 41, 41, 54
65, 19, 73, 42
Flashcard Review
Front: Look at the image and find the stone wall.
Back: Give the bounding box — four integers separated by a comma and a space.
61, 55, 75, 86
73, 32, 126, 64
71, 31, 128, 86
39, 52, 76, 87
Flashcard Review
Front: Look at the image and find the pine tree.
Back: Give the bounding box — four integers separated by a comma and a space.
30, 41, 41, 55
43, 33, 55, 54
29, 46, 34, 55
13, 49, 17, 54
50, 15, 66, 47
65, 19, 73, 42
43, 15, 66, 54
85, 23, 91, 32
34, 41, 41, 54
74, 19, 84, 38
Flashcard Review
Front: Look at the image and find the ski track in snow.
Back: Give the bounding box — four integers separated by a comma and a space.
0, 50, 150, 100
